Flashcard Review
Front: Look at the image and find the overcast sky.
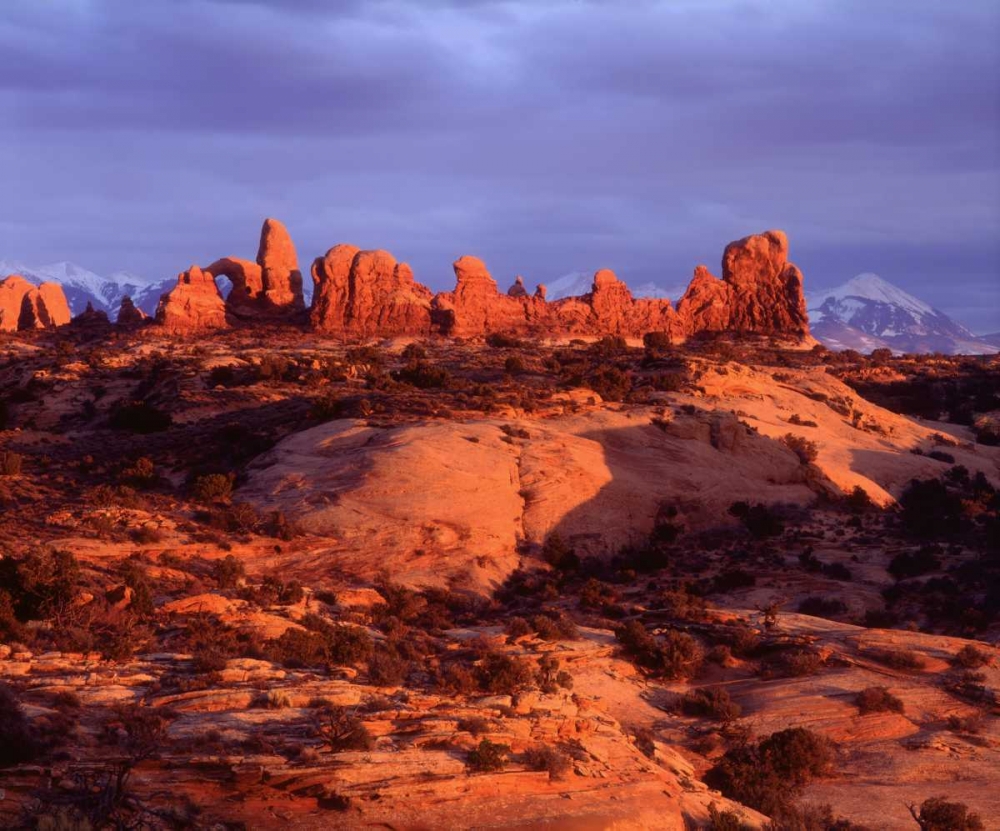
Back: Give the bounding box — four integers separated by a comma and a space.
2, 0, 998, 331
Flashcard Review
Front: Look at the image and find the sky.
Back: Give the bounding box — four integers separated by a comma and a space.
1, 0, 999, 331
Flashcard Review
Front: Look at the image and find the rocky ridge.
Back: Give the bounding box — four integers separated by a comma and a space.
152, 220, 813, 343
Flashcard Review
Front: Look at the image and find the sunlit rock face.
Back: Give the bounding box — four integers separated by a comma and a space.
154, 221, 812, 343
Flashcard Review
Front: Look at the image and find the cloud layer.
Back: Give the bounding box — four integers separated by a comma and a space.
2, 0, 998, 329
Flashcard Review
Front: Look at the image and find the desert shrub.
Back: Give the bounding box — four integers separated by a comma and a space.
191, 473, 234, 503
867, 647, 926, 671
266, 619, 373, 669
457, 716, 491, 736
712, 569, 756, 593
0, 548, 80, 621
531, 612, 579, 641
475, 652, 535, 695
845, 485, 874, 512
504, 616, 533, 640
524, 744, 572, 780
261, 689, 292, 709
585, 366, 631, 401
765, 648, 825, 678
642, 331, 672, 351
116, 559, 155, 617
705, 803, 754, 831
728, 501, 784, 539
400, 343, 426, 362
367, 647, 411, 686
798, 596, 847, 617
0, 683, 39, 766
109, 401, 172, 433
908, 797, 984, 831
466, 739, 510, 773
704, 727, 834, 818
855, 686, 904, 714
900, 478, 963, 539
679, 687, 741, 722
888, 547, 941, 579
119, 457, 158, 489
504, 355, 526, 375
579, 578, 618, 611
392, 360, 450, 389
615, 621, 703, 679
486, 332, 523, 349
316, 706, 374, 752
541, 532, 579, 571
951, 645, 992, 669
783, 433, 819, 464
788, 413, 818, 428
436, 662, 477, 695
1, 449, 23, 476
947, 712, 985, 734
535, 655, 573, 693
590, 335, 628, 357
212, 554, 246, 589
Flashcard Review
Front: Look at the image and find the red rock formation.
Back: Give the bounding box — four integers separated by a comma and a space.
116, 296, 149, 327
256, 218, 304, 314
205, 257, 263, 318
0, 276, 70, 331
311, 246, 432, 337
0, 276, 37, 331
155, 265, 227, 332
676, 230, 809, 338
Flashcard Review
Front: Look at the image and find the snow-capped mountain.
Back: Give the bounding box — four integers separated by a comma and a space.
545, 271, 688, 301
0, 260, 172, 318
808, 273, 997, 355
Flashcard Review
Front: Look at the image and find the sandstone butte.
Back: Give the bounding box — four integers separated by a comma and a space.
0, 274, 71, 332
154, 219, 813, 341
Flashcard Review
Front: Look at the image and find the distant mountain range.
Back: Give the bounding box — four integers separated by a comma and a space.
545, 271, 688, 302
1, 258, 995, 355
0, 260, 172, 319
806, 273, 997, 355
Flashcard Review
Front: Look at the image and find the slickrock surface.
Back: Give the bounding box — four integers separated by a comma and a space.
1, 335, 997, 829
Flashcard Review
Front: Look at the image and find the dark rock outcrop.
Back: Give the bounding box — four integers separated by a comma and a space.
116, 296, 149, 327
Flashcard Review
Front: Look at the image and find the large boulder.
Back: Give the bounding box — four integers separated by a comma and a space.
155, 265, 228, 332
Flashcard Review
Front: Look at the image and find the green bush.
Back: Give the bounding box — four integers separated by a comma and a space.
0, 548, 80, 621
475, 652, 535, 694
524, 744, 572, 780
316, 706, 374, 752
783, 433, 819, 464
951, 645, 991, 669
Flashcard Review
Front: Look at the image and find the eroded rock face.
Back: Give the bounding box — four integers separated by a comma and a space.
256, 218, 304, 314
150, 223, 811, 341
311, 246, 432, 337
0, 276, 71, 331
155, 265, 228, 332
116, 296, 149, 326
676, 231, 810, 338
71, 301, 111, 328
